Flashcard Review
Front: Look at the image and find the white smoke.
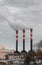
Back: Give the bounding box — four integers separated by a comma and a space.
0, 5, 30, 31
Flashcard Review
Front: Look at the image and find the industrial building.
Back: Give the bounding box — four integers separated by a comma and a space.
0, 28, 42, 65
0, 48, 14, 60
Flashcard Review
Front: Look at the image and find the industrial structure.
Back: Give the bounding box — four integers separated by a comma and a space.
12, 28, 33, 59
0, 28, 32, 60
0, 28, 42, 65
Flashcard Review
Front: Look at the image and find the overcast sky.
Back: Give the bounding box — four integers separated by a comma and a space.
0, 0, 42, 51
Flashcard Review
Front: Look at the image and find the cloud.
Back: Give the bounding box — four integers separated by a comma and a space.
4, 0, 42, 8
4, 0, 34, 7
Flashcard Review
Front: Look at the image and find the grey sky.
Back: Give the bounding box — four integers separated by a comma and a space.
0, 0, 42, 51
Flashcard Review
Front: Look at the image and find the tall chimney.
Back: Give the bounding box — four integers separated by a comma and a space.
23, 29, 25, 51
30, 28, 33, 51
16, 30, 18, 51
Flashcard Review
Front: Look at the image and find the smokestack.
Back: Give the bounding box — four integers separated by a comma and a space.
30, 28, 33, 51
23, 29, 25, 51
16, 30, 18, 51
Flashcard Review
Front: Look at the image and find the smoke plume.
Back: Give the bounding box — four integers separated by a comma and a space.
0, 5, 30, 31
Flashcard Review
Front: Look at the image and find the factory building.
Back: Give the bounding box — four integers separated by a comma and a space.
10, 28, 33, 60
0, 28, 42, 65
0, 28, 33, 60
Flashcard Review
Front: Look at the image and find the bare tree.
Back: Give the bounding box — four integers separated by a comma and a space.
24, 50, 36, 65
33, 40, 42, 51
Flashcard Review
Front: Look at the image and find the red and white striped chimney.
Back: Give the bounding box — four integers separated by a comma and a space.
23, 29, 25, 51
16, 30, 18, 51
30, 28, 33, 51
